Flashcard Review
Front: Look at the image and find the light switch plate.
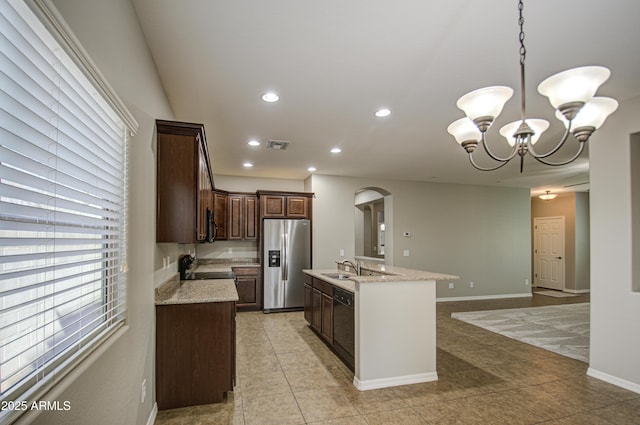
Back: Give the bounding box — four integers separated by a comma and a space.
403, 249, 410, 257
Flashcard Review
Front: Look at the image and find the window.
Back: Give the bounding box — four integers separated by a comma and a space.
0, 0, 136, 422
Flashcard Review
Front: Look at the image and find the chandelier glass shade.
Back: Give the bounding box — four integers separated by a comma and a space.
447, 0, 618, 172
538, 190, 557, 201
499, 119, 549, 146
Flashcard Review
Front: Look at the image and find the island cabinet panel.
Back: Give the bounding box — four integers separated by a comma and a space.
311, 289, 322, 333
304, 283, 313, 324
305, 275, 334, 344
156, 120, 213, 243
156, 301, 235, 410
257, 191, 313, 219
321, 292, 333, 343
232, 266, 261, 311
228, 194, 258, 240
213, 190, 228, 240
303, 274, 313, 324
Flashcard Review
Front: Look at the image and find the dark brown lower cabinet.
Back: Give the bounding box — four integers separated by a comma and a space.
311, 288, 322, 333
304, 274, 334, 344
303, 283, 313, 324
321, 292, 333, 342
156, 301, 235, 410
232, 266, 261, 311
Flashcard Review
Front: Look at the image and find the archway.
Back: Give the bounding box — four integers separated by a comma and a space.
354, 187, 393, 264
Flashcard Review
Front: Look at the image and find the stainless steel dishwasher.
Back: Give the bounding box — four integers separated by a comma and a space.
333, 287, 354, 371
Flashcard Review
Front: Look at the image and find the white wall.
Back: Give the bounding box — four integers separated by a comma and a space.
30, 0, 174, 424
575, 192, 590, 291
307, 174, 532, 299
588, 94, 640, 393
213, 174, 305, 193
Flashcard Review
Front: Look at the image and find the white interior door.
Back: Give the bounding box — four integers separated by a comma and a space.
534, 217, 565, 290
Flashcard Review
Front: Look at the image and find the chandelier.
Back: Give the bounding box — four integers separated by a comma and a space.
447, 0, 618, 172
538, 190, 557, 201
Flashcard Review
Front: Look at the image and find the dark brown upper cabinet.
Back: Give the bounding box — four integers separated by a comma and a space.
156, 120, 214, 243
228, 193, 258, 240
257, 191, 313, 219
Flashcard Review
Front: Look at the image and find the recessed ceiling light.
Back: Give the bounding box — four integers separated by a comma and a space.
248, 139, 260, 147
375, 108, 392, 118
307, 166, 317, 172
261, 92, 279, 102
330, 147, 342, 154
243, 162, 253, 168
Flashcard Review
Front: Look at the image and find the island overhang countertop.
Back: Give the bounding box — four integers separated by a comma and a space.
303, 263, 459, 292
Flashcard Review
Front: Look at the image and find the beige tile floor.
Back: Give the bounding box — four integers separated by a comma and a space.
155, 293, 640, 424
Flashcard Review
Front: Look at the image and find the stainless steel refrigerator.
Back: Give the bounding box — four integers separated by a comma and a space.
263, 219, 311, 312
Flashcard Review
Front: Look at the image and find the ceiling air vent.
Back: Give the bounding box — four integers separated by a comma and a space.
266, 140, 290, 150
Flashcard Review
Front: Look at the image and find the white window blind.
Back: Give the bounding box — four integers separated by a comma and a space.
0, 0, 135, 421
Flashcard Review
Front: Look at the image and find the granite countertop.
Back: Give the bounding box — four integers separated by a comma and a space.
302, 269, 357, 292
195, 260, 260, 274
354, 263, 459, 283
304, 263, 458, 292
155, 275, 239, 305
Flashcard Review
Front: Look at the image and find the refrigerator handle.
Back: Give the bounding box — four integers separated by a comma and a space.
283, 232, 288, 281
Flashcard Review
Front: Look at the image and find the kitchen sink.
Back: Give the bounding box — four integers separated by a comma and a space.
322, 273, 352, 280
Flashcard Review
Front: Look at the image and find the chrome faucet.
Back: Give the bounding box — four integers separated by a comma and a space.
340, 259, 360, 276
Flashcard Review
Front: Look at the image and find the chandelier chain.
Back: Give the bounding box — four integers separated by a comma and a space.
518, 0, 527, 121
518, 0, 526, 65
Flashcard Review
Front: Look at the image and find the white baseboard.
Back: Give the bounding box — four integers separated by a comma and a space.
146, 403, 158, 425
532, 285, 590, 294
437, 293, 532, 302
354, 372, 438, 391
564, 288, 591, 294
587, 368, 640, 395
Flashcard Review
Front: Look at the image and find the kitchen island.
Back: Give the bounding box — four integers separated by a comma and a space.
303, 264, 458, 391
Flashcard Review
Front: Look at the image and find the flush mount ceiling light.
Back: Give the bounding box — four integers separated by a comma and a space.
243, 162, 253, 168
447, 0, 618, 173
307, 166, 317, 172
375, 108, 392, 118
538, 190, 557, 201
261, 92, 279, 102
248, 139, 260, 147
330, 147, 342, 154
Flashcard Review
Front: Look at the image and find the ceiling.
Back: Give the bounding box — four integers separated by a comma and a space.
131, 0, 640, 196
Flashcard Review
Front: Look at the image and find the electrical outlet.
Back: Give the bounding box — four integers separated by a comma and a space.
162, 257, 167, 269
228, 247, 233, 254
340, 249, 345, 257
525, 279, 529, 286
141, 379, 147, 403
403, 249, 410, 257
448, 282, 454, 289
470, 281, 474, 288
